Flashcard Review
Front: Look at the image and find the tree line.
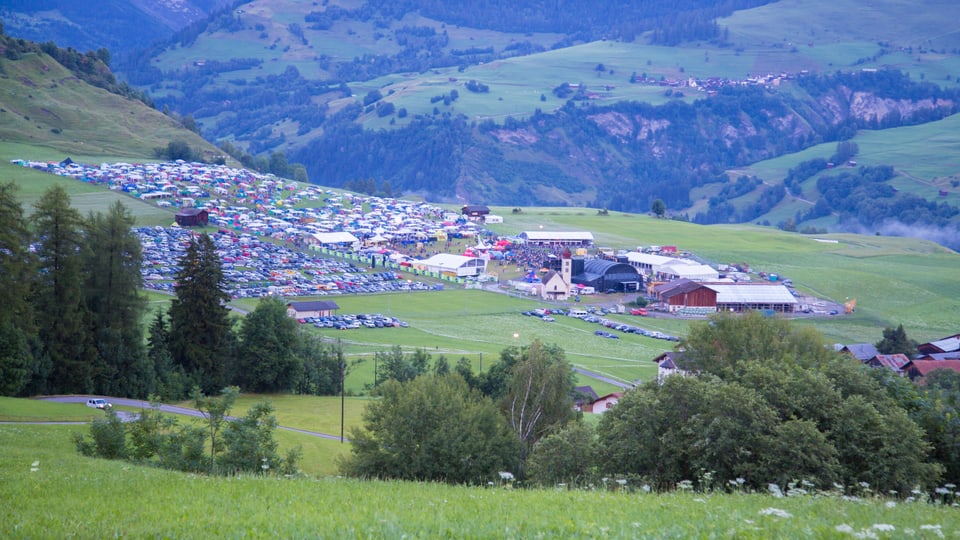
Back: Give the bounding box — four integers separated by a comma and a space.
0, 26, 154, 108
0, 183, 340, 400
75, 386, 302, 478
338, 312, 960, 495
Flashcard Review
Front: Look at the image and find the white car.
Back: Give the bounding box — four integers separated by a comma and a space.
86, 398, 112, 410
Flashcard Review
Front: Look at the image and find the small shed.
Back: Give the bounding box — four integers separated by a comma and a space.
287, 300, 340, 319
461, 205, 490, 218
174, 207, 209, 227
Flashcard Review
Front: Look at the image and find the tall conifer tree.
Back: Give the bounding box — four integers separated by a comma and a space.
31, 185, 95, 393
0, 182, 37, 395
82, 201, 150, 397
168, 233, 234, 393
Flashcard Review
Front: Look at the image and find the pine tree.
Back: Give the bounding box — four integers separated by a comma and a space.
82, 201, 150, 397
31, 185, 96, 393
0, 182, 37, 396
168, 233, 234, 393
875, 324, 916, 356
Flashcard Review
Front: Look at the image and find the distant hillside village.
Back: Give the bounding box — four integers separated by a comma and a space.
15, 157, 960, 408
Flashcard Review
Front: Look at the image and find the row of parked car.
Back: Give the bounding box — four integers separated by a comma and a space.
137, 227, 436, 298
298, 313, 409, 330
519, 307, 679, 342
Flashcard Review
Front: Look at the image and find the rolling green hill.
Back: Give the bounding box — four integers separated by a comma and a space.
0, 50, 222, 162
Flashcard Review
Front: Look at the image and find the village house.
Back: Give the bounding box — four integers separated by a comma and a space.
582, 392, 623, 413
652, 351, 694, 382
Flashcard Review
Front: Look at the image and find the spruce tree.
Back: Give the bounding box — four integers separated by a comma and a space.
31, 185, 96, 393
82, 201, 150, 397
168, 233, 234, 394
875, 324, 916, 356
0, 182, 37, 395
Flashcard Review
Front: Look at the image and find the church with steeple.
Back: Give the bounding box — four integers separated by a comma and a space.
540, 247, 574, 301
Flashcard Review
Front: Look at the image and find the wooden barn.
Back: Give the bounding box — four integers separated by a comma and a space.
174, 207, 209, 227
653, 280, 797, 314
461, 205, 490, 219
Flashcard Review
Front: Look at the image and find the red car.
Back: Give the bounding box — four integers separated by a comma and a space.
630, 308, 648, 316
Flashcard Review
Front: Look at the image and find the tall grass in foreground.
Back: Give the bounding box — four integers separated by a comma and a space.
2, 425, 957, 538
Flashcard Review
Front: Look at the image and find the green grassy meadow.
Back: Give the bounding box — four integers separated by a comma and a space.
2, 421, 958, 538
0, 53, 220, 160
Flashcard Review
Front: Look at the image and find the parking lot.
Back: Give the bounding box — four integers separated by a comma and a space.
522, 307, 680, 342
137, 226, 436, 298
297, 313, 409, 330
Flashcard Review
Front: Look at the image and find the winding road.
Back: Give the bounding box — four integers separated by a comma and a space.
33, 396, 346, 442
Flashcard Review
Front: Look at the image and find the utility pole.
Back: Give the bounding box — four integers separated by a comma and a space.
339, 339, 345, 443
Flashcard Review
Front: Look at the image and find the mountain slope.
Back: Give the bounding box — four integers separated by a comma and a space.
0, 39, 221, 161
0, 0, 236, 56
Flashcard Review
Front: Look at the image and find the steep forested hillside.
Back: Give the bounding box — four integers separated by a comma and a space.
0, 0, 236, 55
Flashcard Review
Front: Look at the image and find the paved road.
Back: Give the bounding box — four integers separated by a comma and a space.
573, 368, 635, 389
35, 396, 347, 442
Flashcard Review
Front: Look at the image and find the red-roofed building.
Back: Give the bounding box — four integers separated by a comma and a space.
904, 360, 960, 382
865, 354, 910, 374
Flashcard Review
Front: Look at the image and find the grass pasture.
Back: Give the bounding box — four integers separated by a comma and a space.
0, 54, 219, 160
484, 207, 960, 344
720, 0, 960, 53
2, 421, 959, 538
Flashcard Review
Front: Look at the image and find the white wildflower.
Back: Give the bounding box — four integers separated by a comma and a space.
758, 507, 792, 518
641, 484, 651, 493
693, 497, 706, 503
835, 524, 854, 533
498, 471, 514, 481
871, 524, 894, 532
884, 501, 896, 508
767, 483, 784, 498
616, 478, 627, 486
